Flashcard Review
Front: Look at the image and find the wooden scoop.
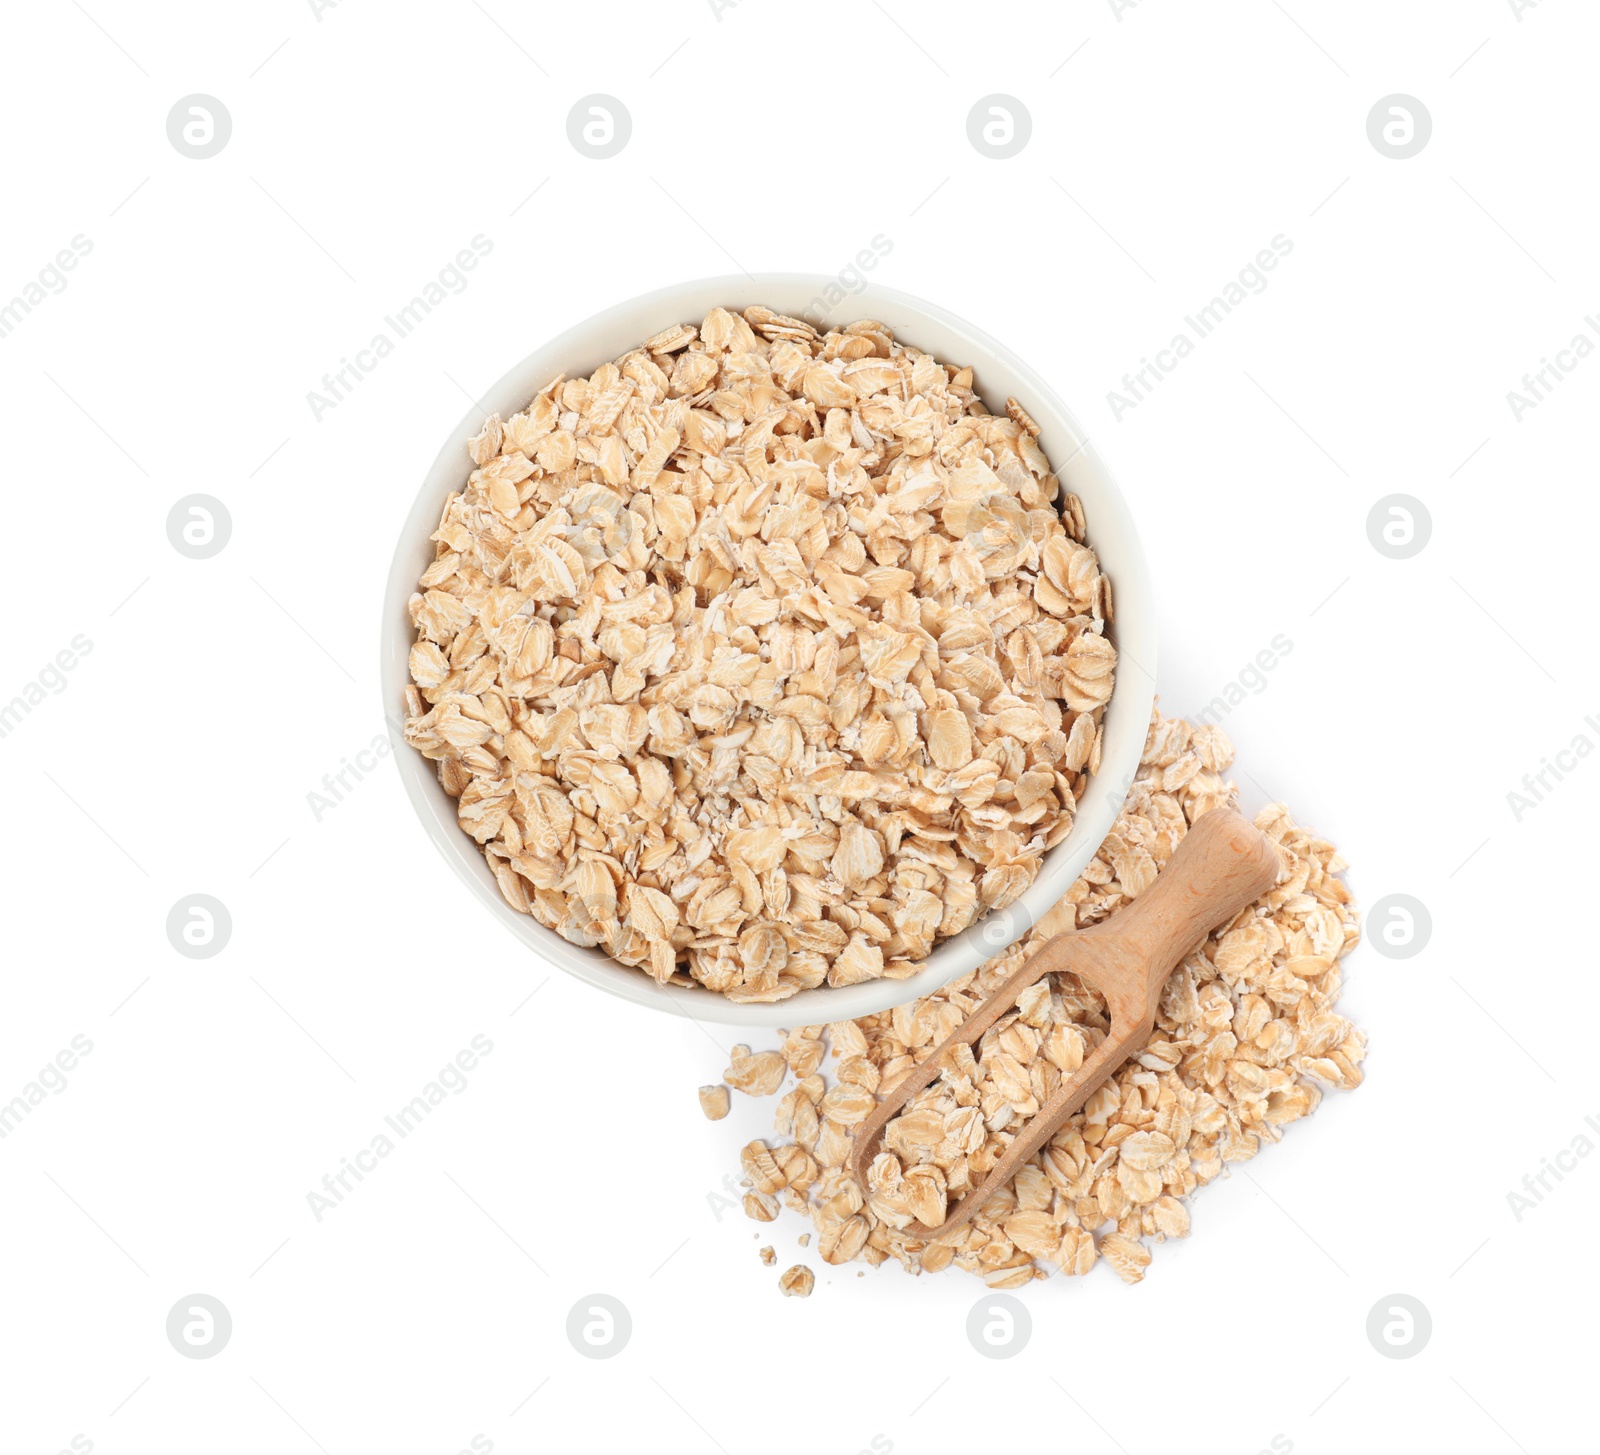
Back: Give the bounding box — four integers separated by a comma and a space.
848, 807, 1281, 1241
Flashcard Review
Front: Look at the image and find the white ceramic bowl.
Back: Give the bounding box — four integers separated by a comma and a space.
381, 275, 1155, 1027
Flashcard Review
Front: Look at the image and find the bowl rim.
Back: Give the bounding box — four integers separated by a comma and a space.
380, 273, 1156, 1028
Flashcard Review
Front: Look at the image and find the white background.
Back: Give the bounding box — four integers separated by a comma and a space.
1, 1, 1594, 1452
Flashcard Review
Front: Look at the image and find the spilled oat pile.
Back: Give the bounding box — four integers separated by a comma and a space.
403, 306, 1116, 1001
705, 710, 1364, 1287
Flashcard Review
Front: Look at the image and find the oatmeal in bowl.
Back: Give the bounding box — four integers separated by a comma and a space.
382, 278, 1154, 1027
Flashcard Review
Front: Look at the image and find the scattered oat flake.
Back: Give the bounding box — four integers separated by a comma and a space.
702, 708, 1366, 1289
1100, 1233, 1152, 1284
698, 1084, 730, 1120
778, 1264, 815, 1297
725, 1050, 786, 1097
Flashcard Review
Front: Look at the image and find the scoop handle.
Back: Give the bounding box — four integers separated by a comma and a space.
1092, 807, 1283, 998
846, 809, 1281, 1243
